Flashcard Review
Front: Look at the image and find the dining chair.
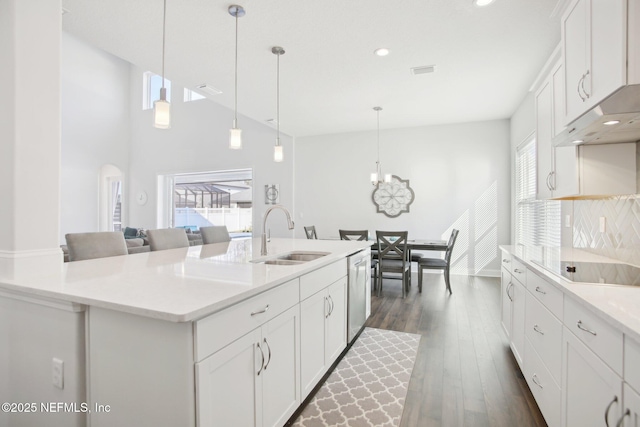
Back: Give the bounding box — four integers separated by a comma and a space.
146, 228, 190, 251
376, 231, 410, 298
417, 229, 459, 294
304, 226, 318, 239
200, 225, 231, 244
65, 231, 129, 262
339, 230, 378, 291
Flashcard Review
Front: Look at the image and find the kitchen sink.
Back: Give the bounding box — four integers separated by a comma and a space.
253, 251, 330, 265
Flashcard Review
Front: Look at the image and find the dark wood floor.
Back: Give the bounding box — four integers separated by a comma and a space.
366, 273, 547, 427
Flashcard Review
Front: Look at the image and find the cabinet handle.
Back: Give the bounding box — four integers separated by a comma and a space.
532, 374, 543, 389
251, 304, 270, 316
546, 172, 553, 191
533, 324, 545, 335
263, 338, 272, 371
502, 258, 510, 263
615, 408, 630, 427
325, 297, 330, 318
577, 320, 597, 336
577, 74, 586, 101
328, 295, 334, 316
506, 282, 514, 301
535, 286, 547, 295
581, 70, 591, 99
605, 396, 618, 427
514, 268, 524, 274
549, 171, 555, 191
256, 342, 265, 376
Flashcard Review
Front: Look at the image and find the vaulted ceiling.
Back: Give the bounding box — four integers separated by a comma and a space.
61, 0, 562, 137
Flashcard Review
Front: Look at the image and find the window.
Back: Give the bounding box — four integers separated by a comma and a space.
515, 136, 560, 249
142, 71, 171, 110
184, 88, 206, 102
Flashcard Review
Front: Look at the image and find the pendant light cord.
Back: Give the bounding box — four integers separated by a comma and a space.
234, 12, 238, 123
161, 0, 167, 91
276, 52, 280, 144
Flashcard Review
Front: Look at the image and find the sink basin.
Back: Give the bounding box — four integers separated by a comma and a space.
263, 259, 305, 266
277, 251, 330, 262
252, 251, 330, 265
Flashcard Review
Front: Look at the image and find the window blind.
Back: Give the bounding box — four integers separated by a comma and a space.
515, 137, 561, 248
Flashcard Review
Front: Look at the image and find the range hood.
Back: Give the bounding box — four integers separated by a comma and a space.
554, 84, 640, 147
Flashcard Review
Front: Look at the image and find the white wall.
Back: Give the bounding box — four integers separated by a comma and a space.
294, 120, 511, 276
126, 66, 294, 238
60, 32, 131, 243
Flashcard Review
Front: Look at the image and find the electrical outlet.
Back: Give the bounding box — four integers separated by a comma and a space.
52, 358, 64, 389
599, 217, 606, 233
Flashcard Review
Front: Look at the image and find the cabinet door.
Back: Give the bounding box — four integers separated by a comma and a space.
562, 328, 622, 427
325, 277, 347, 365
563, 0, 589, 124
552, 61, 566, 137
300, 290, 327, 399
501, 269, 512, 339
510, 279, 526, 368
553, 146, 579, 198
620, 384, 640, 427
262, 305, 301, 427
196, 328, 263, 427
536, 79, 554, 200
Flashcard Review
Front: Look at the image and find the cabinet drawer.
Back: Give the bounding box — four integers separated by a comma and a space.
501, 251, 512, 271
195, 279, 299, 361
527, 269, 564, 319
564, 296, 623, 375
524, 337, 561, 427
511, 258, 527, 286
300, 259, 346, 301
525, 293, 563, 385
625, 336, 640, 394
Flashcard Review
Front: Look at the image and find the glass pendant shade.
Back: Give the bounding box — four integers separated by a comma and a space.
229, 127, 242, 149
274, 143, 284, 162
384, 174, 392, 183
153, 91, 171, 129
370, 172, 378, 184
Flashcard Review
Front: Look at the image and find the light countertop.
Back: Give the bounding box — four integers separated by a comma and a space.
0, 238, 371, 323
500, 245, 640, 343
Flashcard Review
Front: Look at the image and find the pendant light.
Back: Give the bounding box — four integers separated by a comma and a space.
272, 46, 285, 162
228, 5, 245, 149
153, 0, 170, 129
371, 106, 392, 185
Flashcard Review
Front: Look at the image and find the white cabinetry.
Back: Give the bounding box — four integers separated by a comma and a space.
500, 251, 525, 368
562, 0, 626, 125
536, 60, 579, 200
300, 261, 347, 400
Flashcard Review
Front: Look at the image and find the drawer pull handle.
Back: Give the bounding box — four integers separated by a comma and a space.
256, 342, 265, 376
577, 320, 597, 336
532, 374, 543, 389
514, 268, 524, 274
263, 338, 272, 370
615, 408, 630, 427
535, 286, 546, 295
328, 295, 334, 316
533, 324, 544, 335
502, 259, 510, 263
605, 396, 618, 427
325, 297, 330, 318
506, 282, 513, 302
251, 305, 270, 316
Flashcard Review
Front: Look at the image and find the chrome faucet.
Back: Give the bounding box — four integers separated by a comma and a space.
261, 205, 295, 256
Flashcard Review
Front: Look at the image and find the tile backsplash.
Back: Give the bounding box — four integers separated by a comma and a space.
572, 195, 640, 266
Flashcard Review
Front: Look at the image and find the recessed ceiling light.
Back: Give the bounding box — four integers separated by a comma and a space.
474, 0, 496, 6
572, 140, 584, 144
374, 48, 390, 57
603, 120, 620, 125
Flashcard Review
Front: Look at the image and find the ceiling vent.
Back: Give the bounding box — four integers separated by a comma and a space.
195, 84, 222, 95
410, 65, 436, 75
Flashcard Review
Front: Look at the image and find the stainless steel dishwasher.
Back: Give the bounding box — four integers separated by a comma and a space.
347, 249, 371, 344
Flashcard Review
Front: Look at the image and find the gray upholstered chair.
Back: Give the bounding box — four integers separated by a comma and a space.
146, 228, 190, 251
200, 225, 231, 244
65, 231, 129, 262
304, 226, 317, 239
418, 229, 459, 294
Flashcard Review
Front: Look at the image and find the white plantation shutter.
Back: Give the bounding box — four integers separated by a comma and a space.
516, 137, 561, 248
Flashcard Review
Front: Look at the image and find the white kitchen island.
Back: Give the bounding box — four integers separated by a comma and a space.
0, 238, 371, 427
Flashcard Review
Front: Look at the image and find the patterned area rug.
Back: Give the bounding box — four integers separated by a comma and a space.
292, 327, 421, 427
